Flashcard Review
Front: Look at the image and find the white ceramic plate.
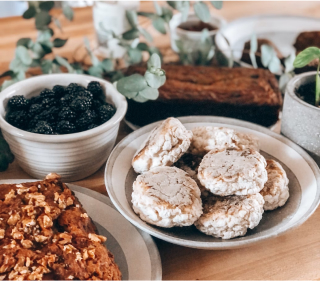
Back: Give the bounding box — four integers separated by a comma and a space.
105, 116, 320, 250
215, 14, 320, 66
0, 180, 162, 280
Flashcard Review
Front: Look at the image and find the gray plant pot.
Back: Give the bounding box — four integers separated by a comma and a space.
281, 71, 320, 165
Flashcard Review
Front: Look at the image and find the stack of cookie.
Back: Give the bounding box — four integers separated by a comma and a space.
131, 117, 289, 239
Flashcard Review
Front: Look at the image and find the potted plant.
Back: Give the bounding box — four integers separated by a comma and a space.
281, 47, 320, 165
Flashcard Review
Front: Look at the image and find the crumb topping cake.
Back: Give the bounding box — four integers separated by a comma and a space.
0, 173, 121, 280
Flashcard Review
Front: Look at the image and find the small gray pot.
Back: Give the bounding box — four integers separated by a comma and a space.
281, 71, 320, 165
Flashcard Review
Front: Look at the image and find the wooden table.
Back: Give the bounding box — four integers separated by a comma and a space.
1, 2, 320, 280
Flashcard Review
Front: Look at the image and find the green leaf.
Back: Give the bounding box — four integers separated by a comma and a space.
250, 34, 258, 68
17, 38, 32, 48
0, 70, 14, 79
152, 17, 166, 34
279, 73, 293, 92
35, 11, 52, 30
83, 37, 100, 66
62, 4, 74, 21
148, 46, 162, 58
1, 80, 17, 91
137, 42, 149, 51
294, 47, 320, 68
126, 10, 138, 28
145, 71, 166, 88
55, 56, 74, 73
14, 71, 26, 81
22, 6, 36, 19
117, 74, 148, 93
139, 28, 153, 42
37, 29, 52, 42
137, 12, 155, 19
39, 42, 53, 54
32, 43, 46, 59
16, 46, 32, 65
39, 1, 55, 12
53, 38, 68, 48
53, 18, 62, 31
88, 66, 103, 78
261, 44, 274, 68
210, 1, 223, 9
139, 87, 159, 100
41, 60, 53, 74
154, 1, 162, 15
122, 28, 140, 40
193, 2, 210, 23
133, 95, 149, 103
268, 55, 281, 73
120, 90, 139, 99
167, 1, 189, 21
99, 59, 114, 72
127, 48, 143, 64
161, 7, 173, 23
148, 53, 161, 69
284, 52, 296, 73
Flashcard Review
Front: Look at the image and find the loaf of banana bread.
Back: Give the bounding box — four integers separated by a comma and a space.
125, 65, 282, 127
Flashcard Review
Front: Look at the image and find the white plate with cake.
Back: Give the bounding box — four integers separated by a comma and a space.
105, 116, 320, 250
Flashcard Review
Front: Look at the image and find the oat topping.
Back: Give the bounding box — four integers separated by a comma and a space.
80, 213, 88, 218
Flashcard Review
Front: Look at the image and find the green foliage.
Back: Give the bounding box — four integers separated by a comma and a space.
0, 137, 14, 172
210, 1, 223, 9
294, 47, 320, 106
116, 54, 165, 102
249, 34, 258, 68
193, 2, 211, 23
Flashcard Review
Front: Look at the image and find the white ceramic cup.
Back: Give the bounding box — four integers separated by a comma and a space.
0, 74, 127, 181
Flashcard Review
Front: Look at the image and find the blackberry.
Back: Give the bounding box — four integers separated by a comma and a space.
56, 120, 76, 134
52, 85, 65, 98
28, 104, 43, 118
30, 121, 53, 135
92, 99, 103, 109
35, 106, 59, 124
75, 110, 97, 130
87, 81, 103, 98
60, 94, 73, 107
42, 97, 57, 108
8, 95, 29, 110
6, 110, 28, 129
66, 83, 86, 97
98, 104, 116, 124
70, 96, 92, 112
40, 88, 55, 99
78, 90, 93, 100
29, 95, 43, 105
87, 124, 98, 130
58, 107, 76, 122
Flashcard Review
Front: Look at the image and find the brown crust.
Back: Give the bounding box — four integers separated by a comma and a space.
0, 174, 121, 280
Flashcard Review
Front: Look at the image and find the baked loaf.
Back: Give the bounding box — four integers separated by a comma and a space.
125, 65, 282, 127
0, 174, 121, 280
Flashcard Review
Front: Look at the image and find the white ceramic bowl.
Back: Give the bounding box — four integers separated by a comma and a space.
0, 74, 127, 181
169, 13, 226, 53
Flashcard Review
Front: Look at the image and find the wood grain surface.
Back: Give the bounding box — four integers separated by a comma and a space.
1, 2, 320, 280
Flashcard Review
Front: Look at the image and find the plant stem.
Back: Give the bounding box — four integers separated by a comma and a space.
316, 63, 320, 106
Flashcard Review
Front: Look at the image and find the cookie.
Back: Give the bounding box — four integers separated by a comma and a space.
132, 117, 193, 173
131, 166, 202, 228
198, 148, 268, 196
194, 193, 264, 239
188, 126, 259, 156
260, 159, 289, 210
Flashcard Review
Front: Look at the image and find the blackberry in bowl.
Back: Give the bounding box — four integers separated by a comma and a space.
0, 74, 127, 181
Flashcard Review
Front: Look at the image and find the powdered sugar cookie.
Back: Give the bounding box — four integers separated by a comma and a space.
198, 148, 267, 196
260, 159, 289, 210
188, 126, 259, 156
132, 117, 193, 173
194, 193, 264, 239
131, 166, 202, 228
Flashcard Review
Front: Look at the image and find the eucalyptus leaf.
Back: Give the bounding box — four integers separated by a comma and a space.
99, 22, 115, 38
139, 28, 153, 42
268, 55, 281, 73
53, 38, 68, 48
39, 42, 53, 54
139, 87, 159, 100
62, 4, 74, 21
99, 59, 114, 72
249, 34, 258, 68
180, 1, 190, 22
137, 42, 149, 51
83, 37, 100, 66
14, 71, 26, 81
1, 80, 17, 90
117, 74, 148, 93
35, 11, 52, 30
133, 95, 149, 102
127, 48, 143, 64
16, 46, 32, 65
55, 56, 73, 73
137, 12, 155, 19
152, 17, 166, 34
148, 53, 161, 69
17, 38, 32, 48
0, 70, 14, 79
153, 1, 162, 16
41, 60, 53, 74
39, 1, 55, 12
121, 91, 139, 99
210, 1, 223, 9
88, 66, 103, 78
122, 28, 139, 40
30, 59, 41, 67
284, 52, 296, 73
261, 44, 274, 68
193, 2, 210, 23
32, 43, 46, 59
22, 6, 36, 19
145, 71, 166, 88
126, 10, 138, 28
53, 18, 62, 31
37, 29, 52, 42
161, 7, 173, 23
148, 46, 162, 58
9, 57, 28, 72
279, 72, 293, 92
293, 47, 320, 68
